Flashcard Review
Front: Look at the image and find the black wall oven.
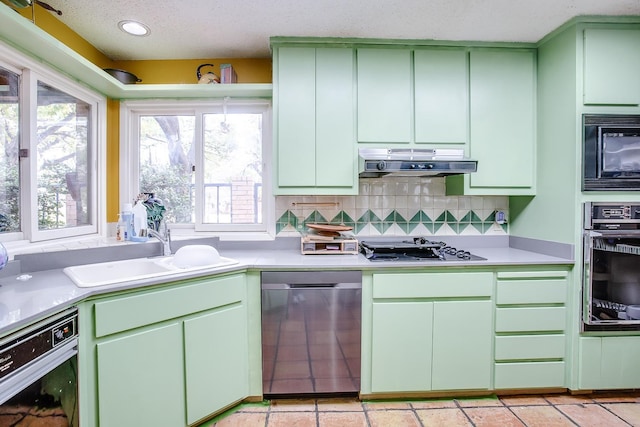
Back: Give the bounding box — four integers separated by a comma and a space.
583, 114, 640, 191
583, 202, 640, 332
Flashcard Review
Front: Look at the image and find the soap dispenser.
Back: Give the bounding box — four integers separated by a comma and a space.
121, 203, 134, 241
132, 200, 148, 238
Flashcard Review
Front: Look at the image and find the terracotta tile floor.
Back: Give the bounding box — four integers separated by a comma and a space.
203, 391, 640, 427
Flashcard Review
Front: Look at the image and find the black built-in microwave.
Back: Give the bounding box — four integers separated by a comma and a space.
583, 114, 640, 191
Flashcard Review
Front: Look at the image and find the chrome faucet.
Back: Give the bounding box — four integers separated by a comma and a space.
147, 227, 172, 256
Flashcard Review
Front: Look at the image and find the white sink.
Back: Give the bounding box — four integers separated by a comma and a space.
64, 255, 239, 288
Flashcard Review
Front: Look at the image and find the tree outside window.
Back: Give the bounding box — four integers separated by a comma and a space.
0, 67, 20, 233
135, 102, 267, 231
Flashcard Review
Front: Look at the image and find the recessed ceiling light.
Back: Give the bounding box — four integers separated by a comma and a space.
118, 20, 150, 36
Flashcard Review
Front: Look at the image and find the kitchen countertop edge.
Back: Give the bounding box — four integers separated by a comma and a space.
0, 246, 575, 335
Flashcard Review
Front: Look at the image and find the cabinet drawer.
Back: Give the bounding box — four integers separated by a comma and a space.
494, 362, 565, 389
372, 272, 492, 299
496, 279, 567, 304
495, 307, 566, 333
95, 274, 245, 337
495, 335, 565, 360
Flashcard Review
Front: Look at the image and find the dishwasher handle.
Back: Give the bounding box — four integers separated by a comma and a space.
261, 282, 361, 290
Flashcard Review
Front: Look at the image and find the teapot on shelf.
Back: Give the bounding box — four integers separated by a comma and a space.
197, 64, 220, 84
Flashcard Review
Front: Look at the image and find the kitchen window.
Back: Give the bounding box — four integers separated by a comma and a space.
121, 99, 273, 234
0, 49, 104, 243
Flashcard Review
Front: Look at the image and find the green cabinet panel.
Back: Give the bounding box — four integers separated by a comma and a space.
275, 47, 356, 193
372, 272, 493, 299
371, 302, 433, 392
414, 49, 468, 144
496, 279, 567, 305
494, 362, 565, 389
495, 307, 566, 332
495, 335, 565, 360
432, 301, 491, 390
80, 273, 250, 427
97, 323, 186, 427
315, 48, 356, 187
583, 28, 640, 105
579, 337, 640, 389
368, 271, 492, 394
184, 305, 248, 425
94, 274, 245, 337
450, 49, 536, 195
276, 47, 316, 188
357, 48, 412, 143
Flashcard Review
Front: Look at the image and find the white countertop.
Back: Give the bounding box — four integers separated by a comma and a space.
0, 245, 574, 335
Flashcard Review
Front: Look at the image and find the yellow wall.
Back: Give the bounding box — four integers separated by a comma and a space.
14, 4, 272, 222
111, 59, 272, 84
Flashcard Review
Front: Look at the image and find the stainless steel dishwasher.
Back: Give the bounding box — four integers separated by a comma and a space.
261, 270, 362, 397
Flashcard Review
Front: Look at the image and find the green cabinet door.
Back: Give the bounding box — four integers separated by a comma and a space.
315, 48, 356, 187
414, 49, 468, 144
431, 301, 492, 390
583, 28, 640, 105
184, 305, 249, 425
96, 323, 185, 427
371, 302, 433, 392
276, 47, 316, 188
452, 49, 535, 195
275, 47, 356, 193
580, 337, 640, 389
357, 48, 412, 143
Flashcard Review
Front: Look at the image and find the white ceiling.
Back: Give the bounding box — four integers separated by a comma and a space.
42, 0, 640, 60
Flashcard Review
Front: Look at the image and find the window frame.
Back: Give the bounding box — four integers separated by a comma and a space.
0, 42, 106, 243
121, 99, 274, 237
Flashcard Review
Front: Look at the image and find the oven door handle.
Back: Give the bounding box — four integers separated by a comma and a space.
0, 338, 77, 405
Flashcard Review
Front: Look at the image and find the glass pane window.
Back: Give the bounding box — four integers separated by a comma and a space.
202, 113, 263, 225
126, 100, 270, 233
0, 67, 20, 233
36, 81, 91, 230
139, 115, 195, 223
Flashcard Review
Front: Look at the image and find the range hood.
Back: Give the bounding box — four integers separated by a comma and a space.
358, 148, 477, 178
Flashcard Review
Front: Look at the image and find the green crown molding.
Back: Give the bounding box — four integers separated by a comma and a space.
270, 36, 537, 50
536, 15, 640, 47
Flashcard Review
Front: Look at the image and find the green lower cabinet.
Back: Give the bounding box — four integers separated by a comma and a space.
431, 301, 492, 390
97, 323, 186, 427
79, 273, 250, 427
371, 302, 433, 392
580, 337, 640, 389
370, 299, 491, 393
184, 306, 248, 425
493, 270, 569, 390
495, 362, 565, 389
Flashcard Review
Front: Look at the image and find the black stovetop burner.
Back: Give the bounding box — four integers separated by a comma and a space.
360, 237, 486, 262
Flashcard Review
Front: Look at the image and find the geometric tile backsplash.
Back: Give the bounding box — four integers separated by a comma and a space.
276, 177, 509, 236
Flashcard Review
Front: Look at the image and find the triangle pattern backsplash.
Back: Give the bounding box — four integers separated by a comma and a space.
275, 177, 509, 236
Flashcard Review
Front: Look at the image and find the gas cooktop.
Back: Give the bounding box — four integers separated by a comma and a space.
360, 238, 486, 262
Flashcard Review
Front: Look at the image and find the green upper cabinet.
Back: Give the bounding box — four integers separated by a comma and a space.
414, 49, 468, 144
357, 47, 468, 146
357, 48, 412, 143
274, 46, 357, 195
448, 49, 536, 196
583, 27, 640, 105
